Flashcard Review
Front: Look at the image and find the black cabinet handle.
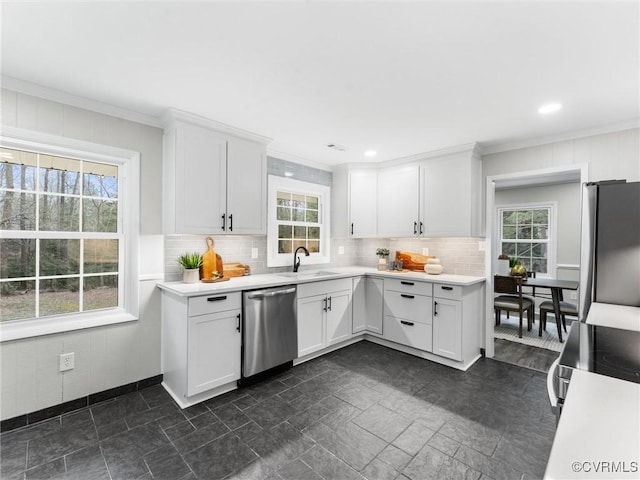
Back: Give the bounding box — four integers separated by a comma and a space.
400, 320, 414, 326
323, 297, 327, 312
400, 294, 415, 299
229, 214, 233, 232
327, 296, 332, 311
351, 223, 354, 235
221, 213, 226, 231
236, 313, 241, 332
441, 286, 453, 291
413, 221, 418, 235
400, 281, 414, 286
434, 301, 438, 316
419, 221, 424, 235
207, 296, 227, 302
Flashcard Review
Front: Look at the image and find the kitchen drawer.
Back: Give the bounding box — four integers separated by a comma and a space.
384, 278, 432, 297
189, 292, 242, 317
383, 315, 432, 352
384, 291, 433, 324
298, 278, 352, 298
433, 284, 463, 301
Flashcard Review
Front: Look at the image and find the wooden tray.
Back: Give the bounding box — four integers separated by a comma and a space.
201, 277, 230, 283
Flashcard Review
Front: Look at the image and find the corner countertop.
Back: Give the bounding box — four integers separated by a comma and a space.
586, 302, 640, 332
544, 369, 640, 480
157, 266, 485, 298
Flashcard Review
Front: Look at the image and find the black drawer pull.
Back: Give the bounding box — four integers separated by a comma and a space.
400, 320, 414, 326
441, 286, 453, 291
207, 296, 227, 302
400, 281, 414, 286
400, 294, 415, 299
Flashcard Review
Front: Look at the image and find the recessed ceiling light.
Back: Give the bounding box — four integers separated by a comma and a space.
284, 172, 294, 177
364, 150, 377, 157
538, 103, 562, 114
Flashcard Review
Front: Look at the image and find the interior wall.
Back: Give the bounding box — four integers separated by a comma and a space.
0, 89, 164, 420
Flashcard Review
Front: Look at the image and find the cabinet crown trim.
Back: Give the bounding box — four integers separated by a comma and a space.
163, 108, 272, 145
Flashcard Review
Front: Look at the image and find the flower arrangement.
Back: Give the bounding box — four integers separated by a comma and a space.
376, 248, 390, 258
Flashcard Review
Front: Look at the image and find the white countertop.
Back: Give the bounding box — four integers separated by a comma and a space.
545, 369, 640, 480
157, 266, 485, 297
586, 302, 640, 332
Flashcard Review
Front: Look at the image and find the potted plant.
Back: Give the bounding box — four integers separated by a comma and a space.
178, 252, 203, 283
497, 254, 510, 275
510, 257, 527, 277
376, 248, 390, 271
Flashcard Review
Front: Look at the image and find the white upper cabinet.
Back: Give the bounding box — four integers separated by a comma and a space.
420, 147, 482, 237
377, 163, 421, 237
332, 166, 378, 238
163, 110, 269, 235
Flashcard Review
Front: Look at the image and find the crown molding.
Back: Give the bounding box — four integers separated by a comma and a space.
266, 149, 333, 172
162, 108, 272, 145
1, 75, 164, 129
481, 119, 640, 155
379, 142, 479, 168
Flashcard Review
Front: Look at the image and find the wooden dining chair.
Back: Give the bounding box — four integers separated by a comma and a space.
494, 275, 535, 338
539, 300, 578, 336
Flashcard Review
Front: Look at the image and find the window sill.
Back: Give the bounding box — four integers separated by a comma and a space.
0, 310, 138, 342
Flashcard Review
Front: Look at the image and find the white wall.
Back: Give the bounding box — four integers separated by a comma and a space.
0, 89, 164, 420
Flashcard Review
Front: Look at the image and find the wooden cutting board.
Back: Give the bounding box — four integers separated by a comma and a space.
202, 237, 223, 280
223, 263, 246, 278
395, 251, 435, 271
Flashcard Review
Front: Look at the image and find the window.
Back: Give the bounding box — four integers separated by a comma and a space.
267, 175, 330, 267
0, 132, 139, 340
497, 204, 555, 276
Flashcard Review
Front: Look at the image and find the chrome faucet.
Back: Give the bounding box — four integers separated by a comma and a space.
293, 246, 310, 272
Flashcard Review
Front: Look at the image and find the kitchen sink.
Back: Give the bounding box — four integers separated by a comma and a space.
279, 270, 338, 279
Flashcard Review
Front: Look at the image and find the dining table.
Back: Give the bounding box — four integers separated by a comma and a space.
523, 277, 579, 342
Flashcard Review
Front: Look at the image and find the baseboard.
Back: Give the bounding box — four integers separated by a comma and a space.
0, 374, 163, 433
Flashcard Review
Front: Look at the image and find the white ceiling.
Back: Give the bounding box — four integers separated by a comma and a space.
2, 1, 639, 167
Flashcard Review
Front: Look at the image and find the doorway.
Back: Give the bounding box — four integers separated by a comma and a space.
483, 164, 588, 370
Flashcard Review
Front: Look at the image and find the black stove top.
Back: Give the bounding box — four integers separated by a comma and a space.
559, 322, 640, 384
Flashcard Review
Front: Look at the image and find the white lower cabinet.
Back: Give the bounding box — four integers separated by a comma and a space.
432, 297, 462, 361
352, 276, 383, 335
297, 278, 353, 358
187, 309, 241, 396
161, 291, 242, 407
383, 280, 433, 351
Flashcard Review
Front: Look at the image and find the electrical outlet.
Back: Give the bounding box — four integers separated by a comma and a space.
338, 246, 345, 255
570, 291, 577, 300
422, 248, 429, 256
251, 248, 258, 259
59, 352, 74, 372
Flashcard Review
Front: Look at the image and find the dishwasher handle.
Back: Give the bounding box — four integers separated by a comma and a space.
246, 287, 296, 299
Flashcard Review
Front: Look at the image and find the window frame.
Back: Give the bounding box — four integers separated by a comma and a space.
0, 128, 139, 342
496, 201, 557, 278
267, 175, 331, 267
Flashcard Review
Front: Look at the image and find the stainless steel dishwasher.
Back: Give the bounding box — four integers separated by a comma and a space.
241, 285, 297, 385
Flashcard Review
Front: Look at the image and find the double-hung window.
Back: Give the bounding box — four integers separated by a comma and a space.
267, 175, 330, 267
0, 132, 139, 340
497, 204, 555, 276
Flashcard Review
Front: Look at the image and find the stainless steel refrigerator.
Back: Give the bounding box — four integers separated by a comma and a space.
579, 180, 640, 319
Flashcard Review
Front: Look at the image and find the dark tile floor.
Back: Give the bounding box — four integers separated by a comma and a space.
0, 342, 556, 480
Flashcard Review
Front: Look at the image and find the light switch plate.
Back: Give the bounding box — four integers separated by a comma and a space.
251, 248, 259, 259
422, 248, 429, 256
338, 246, 345, 255
478, 240, 486, 252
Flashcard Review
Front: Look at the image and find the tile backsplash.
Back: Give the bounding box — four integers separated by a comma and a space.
164, 235, 485, 281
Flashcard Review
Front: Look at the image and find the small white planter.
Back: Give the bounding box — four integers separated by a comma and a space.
183, 268, 200, 283
377, 257, 389, 271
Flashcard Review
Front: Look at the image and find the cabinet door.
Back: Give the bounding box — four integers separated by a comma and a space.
421, 154, 471, 236
365, 277, 384, 335
175, 123, 227, 234
432, 298, 462, 361
326, 289, 353, 346
377, 164, 420, 237
352, 277, 366, 334
297, 294, 326, 357
226, 138, 267, 234
187, 309, 241, 396
349, 169, 377, 237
